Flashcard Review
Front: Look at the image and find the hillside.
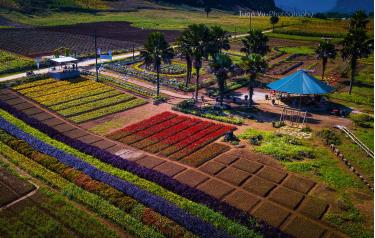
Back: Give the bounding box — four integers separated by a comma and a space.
0, 0, 278, 13
331, 0, 374, 13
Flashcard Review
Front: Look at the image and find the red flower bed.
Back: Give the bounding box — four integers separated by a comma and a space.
107, 111, 177, 140
132, 119, 199, 149
107, 112, 236, 164
169, 127, 233, 160
119, 116, 188, 145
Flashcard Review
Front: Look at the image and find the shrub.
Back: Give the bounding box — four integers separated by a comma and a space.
350, 113, 374, 128
318, 129, 341, 145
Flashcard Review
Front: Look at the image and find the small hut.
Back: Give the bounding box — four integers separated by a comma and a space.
49, 57, 80, 80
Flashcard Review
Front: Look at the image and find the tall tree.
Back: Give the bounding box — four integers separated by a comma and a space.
210, 53, 232, 106
182, 24, 211, 103
239, 54, 267, 107
141, 32, 174, 97
176, 32, 193, 87
208, 26, 231, 58
204, 6, 212, 18
270, 15, 279, 31
315, 40, 336, 80
241, 30, 269, 56
341, 11, 372, 94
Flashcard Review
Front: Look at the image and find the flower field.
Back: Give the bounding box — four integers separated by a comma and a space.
108, 112, 234, 166
0, 101, 287, 238
0, 50, 35, 75
12, 77, 147, 123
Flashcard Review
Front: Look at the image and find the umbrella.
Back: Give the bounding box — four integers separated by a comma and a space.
267, 70, 334, 95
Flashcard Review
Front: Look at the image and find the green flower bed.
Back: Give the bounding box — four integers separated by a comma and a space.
58, 94, 135, 117
0, 109, 260, 238
69, 98, 147, 123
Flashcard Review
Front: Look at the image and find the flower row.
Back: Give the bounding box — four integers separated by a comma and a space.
132, 119, 199, 150
0, 103, 285, 238
12, 78, 56, 91
119, 116, 189, 145
69, 98, 147, 123
34, 83, 113, 106
24, 80, 95, 98
58, 94, 135, 117
0, 116, 232, 238
0, 136, 163, 238
108, 111, 177, 140
0, 129, 194, 238
50, 90, 122, 111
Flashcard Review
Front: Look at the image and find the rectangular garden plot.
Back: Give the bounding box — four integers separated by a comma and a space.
12, 77, 147, 123
107, 112, 235, 166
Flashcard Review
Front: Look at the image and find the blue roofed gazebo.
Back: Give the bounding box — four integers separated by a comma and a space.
267, 70, 334, 95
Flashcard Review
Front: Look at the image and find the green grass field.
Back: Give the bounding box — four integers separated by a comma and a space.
1, 8, 371, 36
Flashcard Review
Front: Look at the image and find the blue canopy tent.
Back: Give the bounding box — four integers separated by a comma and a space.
267, 70, 334, 95
267, 70, 334, 108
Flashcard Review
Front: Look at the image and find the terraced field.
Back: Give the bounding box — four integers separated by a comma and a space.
0, 104, 279, 238
108, 112, 234, 167
12, 78, 147, 123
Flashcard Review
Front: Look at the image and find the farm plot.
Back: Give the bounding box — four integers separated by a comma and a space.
12, 78, 147, 123
107, 111, 234, 167
0, 50, 34, 75
0, 168, 35, 207
0, 28, 138, 57
267, 54, 316, 75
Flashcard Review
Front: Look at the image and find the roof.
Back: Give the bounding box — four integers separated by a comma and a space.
267, 70, 334, 95
50, 57, 78, 64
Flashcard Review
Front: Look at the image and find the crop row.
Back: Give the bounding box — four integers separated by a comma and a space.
180, 143, 231, 167
131, 119, 199, 150
0, 129, 194, 238
69, 98, 147, 123
0, 140, 163, 238
17, 79, 71, 94
24, 80, 95, 98
145, 121, 213, 154
107, 111, 177, 140
0, 50, 35, 75
0, 116, 232, 238
119, 116, 189, 145
58, 94, 135, 117
12, 78, 57, 91
33, 83, 112, 106
0, 103, 285, 238
50, 90, 122, 111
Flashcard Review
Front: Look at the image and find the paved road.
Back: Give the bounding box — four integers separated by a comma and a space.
0, 51, 140, 82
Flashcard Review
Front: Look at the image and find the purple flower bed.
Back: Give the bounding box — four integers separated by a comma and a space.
0, 100, 289, 238
0, 116, 231, 238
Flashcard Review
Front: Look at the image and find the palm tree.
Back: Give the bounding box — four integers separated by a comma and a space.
208, 26, 231, 58
141, 32, 174, 97
241, 29, 269, 56
341, 28, 372, 94
204, 6, 212, 18
239, 54, 267, 107
183, 24, 211, 103
350, 10, 369, 29
210, 53, 232, 107
176, 32, 193, 87
315, 40, 336, 80
341, 11, 373, 94
270, 15, 279, 31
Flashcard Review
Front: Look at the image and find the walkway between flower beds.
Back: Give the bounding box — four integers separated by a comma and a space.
0, 88, 346, 238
